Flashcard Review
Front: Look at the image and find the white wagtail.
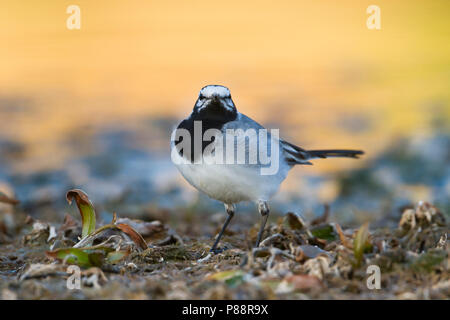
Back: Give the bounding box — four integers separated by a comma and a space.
171, 85, 363, 253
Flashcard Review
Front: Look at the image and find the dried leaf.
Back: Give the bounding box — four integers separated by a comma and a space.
58, 214, 80, 242
0, 191, 19, 205
284, 212, 306, 230
284, 274, 322, 291
302, 256, 331, 280
59, 213, 79, 232
415, 201, 446, 227
73, 221, 148, 250
259, 233, 284, 247
116, 217, 166, 238
399, 208, 416, 233
399, 202, 446, 234
19, 263, 66, 281
66, 189, 96, 238
22, 221, 50, 245
252, 247, 271, 258
436, 234, 447, 250
116, 223, 148, 250
335, 223, 353, 249
82, 267, 108, 288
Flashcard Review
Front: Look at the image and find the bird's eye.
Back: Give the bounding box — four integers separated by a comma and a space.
199, 95, 204, 100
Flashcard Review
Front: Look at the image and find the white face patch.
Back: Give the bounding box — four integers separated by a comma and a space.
199, 85, 230, 99
196, 85, 235, 112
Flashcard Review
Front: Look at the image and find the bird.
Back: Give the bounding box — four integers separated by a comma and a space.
171, 84, 363, 253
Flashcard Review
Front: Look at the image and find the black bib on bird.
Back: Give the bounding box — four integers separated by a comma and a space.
175, 99, 237, 162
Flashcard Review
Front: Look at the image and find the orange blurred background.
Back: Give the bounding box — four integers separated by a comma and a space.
0, 0, 449, 177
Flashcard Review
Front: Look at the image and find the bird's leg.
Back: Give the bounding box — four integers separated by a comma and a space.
210, 203, 235, 254
255, 201, 270, 247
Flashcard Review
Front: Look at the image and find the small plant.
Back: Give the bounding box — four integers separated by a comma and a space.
353, 222, 372, 268
46, 189, 147, 268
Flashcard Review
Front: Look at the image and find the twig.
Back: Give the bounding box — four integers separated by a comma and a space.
73, 224, 116, 248
259, 233, 284, 247
197, 252, 213, 263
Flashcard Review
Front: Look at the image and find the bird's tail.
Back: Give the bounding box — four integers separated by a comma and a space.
281, 140, 364, 165
307, 149, 364, 159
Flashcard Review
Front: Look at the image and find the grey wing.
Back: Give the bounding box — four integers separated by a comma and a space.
221, 113, 361, 166
221, 113, 266, 131
221, 113, 314, 166
222, 113, 312, 165
219, 113, 276, 166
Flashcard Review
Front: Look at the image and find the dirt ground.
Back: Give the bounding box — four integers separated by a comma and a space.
0, 194, 448, 300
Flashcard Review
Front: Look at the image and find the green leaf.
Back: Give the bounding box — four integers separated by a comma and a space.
208, 270, 245, 288
310, 224, 336, 241
46, 246, 122, 268
207, 269, 244, 281
66, 189, 96, 238
106, 250, 130, 264
46, 248, 103, 268
353, 222, 371, 267
225, 274, 244, 288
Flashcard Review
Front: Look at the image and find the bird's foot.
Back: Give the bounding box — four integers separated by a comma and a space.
197, 246, 229, 263
210, 248, 223, 254
209, 245, 229, 255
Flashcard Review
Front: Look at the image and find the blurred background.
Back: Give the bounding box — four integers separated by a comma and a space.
0, 1, 449, 229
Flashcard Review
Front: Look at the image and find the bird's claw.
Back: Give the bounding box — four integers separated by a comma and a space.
210, 245, 231, 254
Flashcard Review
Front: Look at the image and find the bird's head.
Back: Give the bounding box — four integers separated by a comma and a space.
192, 85, 237, 120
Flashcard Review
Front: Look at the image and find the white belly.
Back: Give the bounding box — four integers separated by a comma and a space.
172, 151, 289, 204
